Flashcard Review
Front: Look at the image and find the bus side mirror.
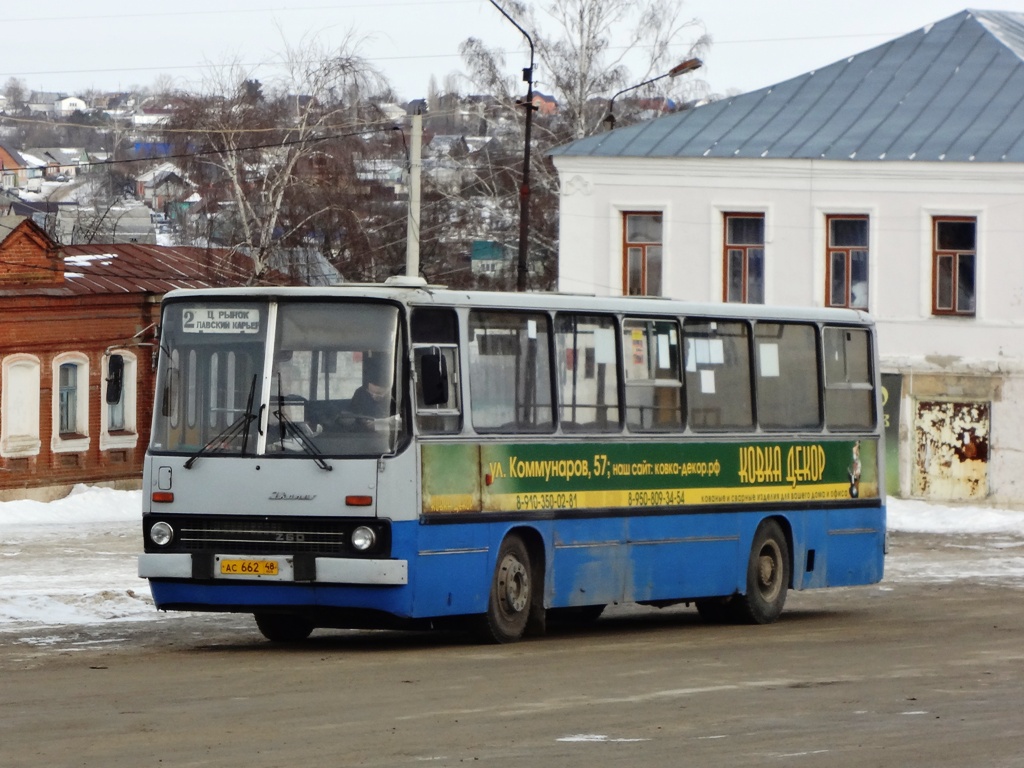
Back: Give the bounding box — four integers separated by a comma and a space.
106, 354, 124, 404
420, 351, 449, 406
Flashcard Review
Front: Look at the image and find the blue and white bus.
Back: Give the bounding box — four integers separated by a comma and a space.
138, 279, 885, 642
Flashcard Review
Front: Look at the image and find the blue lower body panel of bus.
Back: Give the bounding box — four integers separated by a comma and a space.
142, 506, 885, 623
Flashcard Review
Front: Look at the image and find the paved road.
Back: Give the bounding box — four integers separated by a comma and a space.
2, 533, 1023, 768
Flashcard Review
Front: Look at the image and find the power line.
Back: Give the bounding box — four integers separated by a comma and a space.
7, 1, 480, 25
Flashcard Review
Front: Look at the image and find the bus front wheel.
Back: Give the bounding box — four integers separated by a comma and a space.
734, 520, 790, 625
254, 612, 314, 642
478, 535, 532, 643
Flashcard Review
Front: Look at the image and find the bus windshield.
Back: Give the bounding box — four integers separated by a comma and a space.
151, 299, 405, 459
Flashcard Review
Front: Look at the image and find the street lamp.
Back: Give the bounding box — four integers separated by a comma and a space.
604, 57, 703, 130
488, 0, 535, 292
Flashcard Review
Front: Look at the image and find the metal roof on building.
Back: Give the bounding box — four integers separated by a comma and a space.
550, 9, 1024, 163
56, 243, 256, 296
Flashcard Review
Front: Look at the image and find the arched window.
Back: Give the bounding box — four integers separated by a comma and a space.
101, 350, 139, 451
1, 354, 42, 457
52, 353, 90, 453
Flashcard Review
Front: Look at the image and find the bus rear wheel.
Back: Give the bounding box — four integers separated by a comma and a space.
733, 520, 790, 625
254, 612, 314, 642
478, 535, 532, 644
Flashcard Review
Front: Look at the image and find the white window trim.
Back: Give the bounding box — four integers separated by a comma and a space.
51, 352, 90, 453
1, 354, 42, 457
100, 349, 139, 451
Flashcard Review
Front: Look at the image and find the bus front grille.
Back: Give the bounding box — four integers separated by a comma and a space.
143, 514, 390, 557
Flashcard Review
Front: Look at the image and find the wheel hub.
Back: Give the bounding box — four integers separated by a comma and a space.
499, 556, 529, 613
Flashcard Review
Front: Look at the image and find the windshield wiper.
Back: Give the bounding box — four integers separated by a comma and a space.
184, 375, 259, 469
274, 374, 332, 471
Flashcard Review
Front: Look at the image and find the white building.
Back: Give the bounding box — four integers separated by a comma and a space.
55, 96, 87, 117
550, 9, 1024, 504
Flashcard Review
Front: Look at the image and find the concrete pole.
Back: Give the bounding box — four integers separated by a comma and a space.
405, 112, 422, 279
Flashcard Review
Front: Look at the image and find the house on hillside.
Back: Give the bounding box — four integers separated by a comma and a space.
532, 91, 558, 116
550, 9, 1024, 505
27, 92, 62, 116
0, 195, 80, 242
24, 147, 88, 180
134, 162, 192, 212
0, 217, 257, 501
0, 144, 28, 190
55, 96, 87, 117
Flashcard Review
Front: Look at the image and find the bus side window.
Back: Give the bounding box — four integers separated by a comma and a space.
755, 322, 821, 430
622, 318, 683, 432
823, 327, 875, 430
413, 346, 461, 433
411, 308, 462, 434
555, 313, 621, 432
683, 319, 754, 431
468, 311, 554, 433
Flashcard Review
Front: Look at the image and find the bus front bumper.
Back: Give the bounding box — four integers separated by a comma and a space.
138, 553, 408, 585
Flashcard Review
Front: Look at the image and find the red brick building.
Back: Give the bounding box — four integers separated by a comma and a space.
0, 216, 257, 500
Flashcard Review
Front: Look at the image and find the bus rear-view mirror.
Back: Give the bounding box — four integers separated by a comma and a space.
420, 351, 449, 406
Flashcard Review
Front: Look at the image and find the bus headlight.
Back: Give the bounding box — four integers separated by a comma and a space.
149, 521, 174, 547
351, 526, 376, 552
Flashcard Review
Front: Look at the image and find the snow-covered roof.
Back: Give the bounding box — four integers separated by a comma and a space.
551, 9, 1024, 163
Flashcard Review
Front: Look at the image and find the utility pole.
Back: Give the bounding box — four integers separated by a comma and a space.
488, 0, 535, 292
405, 112, 422, 279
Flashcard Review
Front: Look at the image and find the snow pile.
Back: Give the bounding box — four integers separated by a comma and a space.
887, 497, 1024, 535
0, 483, 139, 527
1, 485, 152, 630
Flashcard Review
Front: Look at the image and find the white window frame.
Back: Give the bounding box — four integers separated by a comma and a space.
1, 354, 42, 457
51, 352, 90, 453
100, 349, 139, 451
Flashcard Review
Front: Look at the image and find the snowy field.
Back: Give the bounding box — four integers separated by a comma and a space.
1, 485, 1023, 632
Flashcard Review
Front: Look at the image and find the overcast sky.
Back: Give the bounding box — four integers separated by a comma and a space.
6, 1, 1024, 101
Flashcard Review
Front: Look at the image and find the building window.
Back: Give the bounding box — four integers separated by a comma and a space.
59, 363, 79, 435
623, 212, 663, 296
101, 351, 139, 451
1, 355, 42, 457
724, 213, 765, 303
52, 353, 89, 452
826, 215, 869, 309
933, 217, 976, 316
107, 355, 126, 430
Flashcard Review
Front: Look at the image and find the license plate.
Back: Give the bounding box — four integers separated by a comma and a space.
219, 558, 279, 577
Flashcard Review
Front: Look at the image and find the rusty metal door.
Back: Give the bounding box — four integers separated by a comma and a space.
912, 400, 989, 500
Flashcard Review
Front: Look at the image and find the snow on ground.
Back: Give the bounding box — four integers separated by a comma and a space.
1, 486, 1023, 632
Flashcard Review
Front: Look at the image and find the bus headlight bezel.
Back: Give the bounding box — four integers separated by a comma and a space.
149, 521, 174, 547
351, 525, 376, 552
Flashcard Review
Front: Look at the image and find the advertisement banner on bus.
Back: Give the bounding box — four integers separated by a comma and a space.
421, 439, 878, 515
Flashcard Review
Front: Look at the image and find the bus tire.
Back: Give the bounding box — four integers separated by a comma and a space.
254, 612, 314, 642
733, 520, 789, 625
478, 535, 532, 644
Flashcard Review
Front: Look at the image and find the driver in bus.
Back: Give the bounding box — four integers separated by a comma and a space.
350, 357, 392, 422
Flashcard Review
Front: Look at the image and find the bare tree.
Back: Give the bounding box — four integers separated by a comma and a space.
3, 77, 27, 112
455, 0, 707, 289
164, 34, 391, 283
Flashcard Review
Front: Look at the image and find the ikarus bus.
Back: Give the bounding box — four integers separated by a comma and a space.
139, 279, 885, 643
